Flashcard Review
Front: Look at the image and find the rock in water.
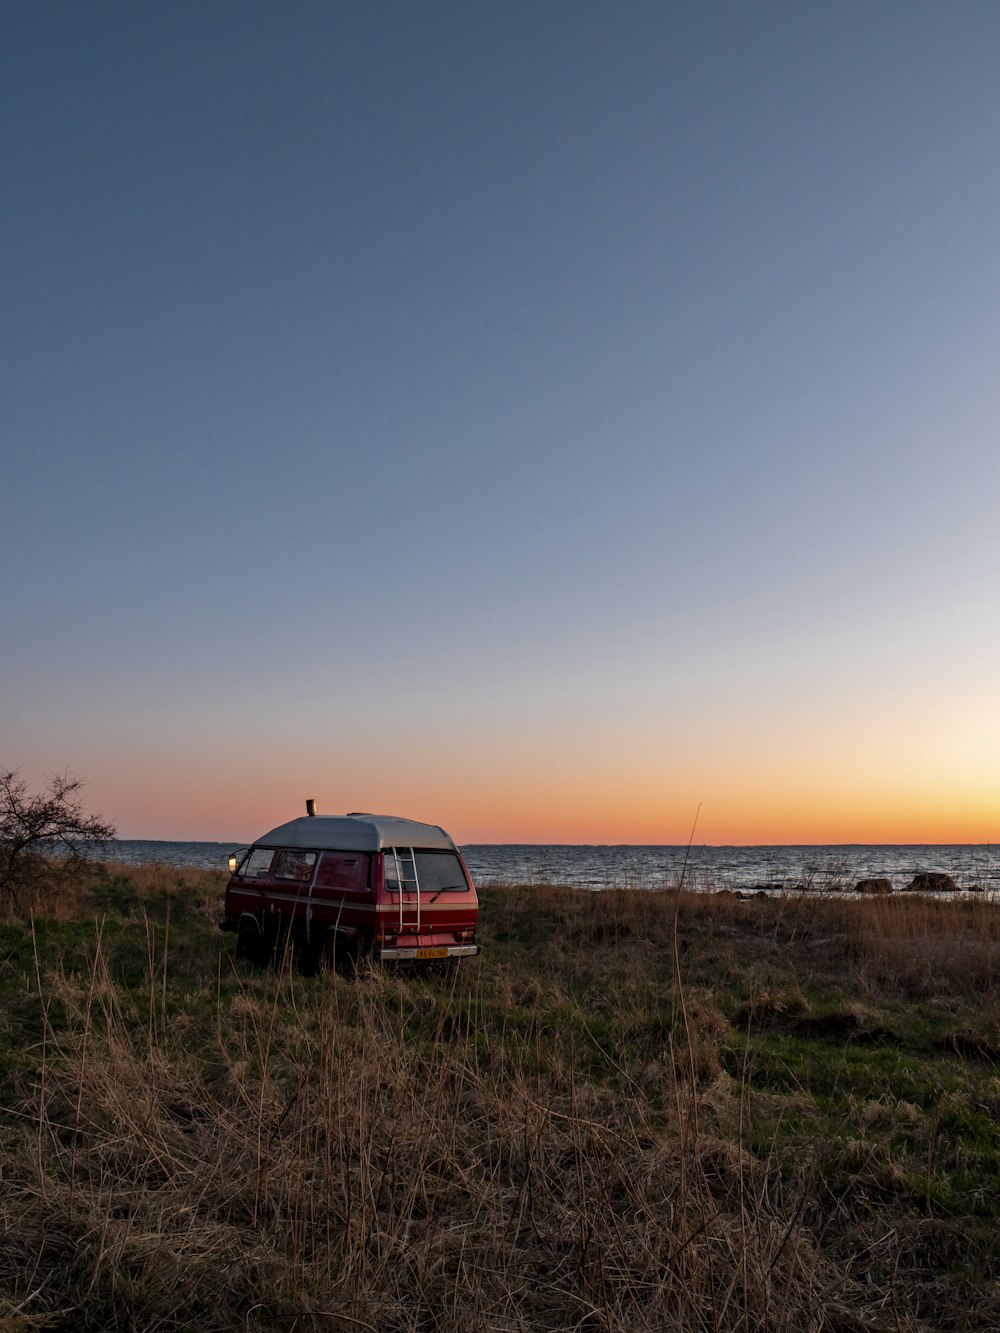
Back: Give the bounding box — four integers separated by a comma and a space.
906, 871, 958, 892
855, 877, 893, 895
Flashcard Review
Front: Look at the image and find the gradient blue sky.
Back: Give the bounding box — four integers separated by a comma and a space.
4, 2, 1000, 842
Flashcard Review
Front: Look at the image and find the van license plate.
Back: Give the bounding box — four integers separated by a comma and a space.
417, 947, 448, 959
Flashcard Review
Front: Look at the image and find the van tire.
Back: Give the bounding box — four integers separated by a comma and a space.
235, 915, 269, 967
296, 932, 321, 976
333, 937, 359, 976
314, 929, 357, 976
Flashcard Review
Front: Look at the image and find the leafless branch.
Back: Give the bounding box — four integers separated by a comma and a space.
0, 766, 116, 911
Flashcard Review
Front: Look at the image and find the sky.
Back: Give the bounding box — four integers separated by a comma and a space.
3, 1, 1000, 844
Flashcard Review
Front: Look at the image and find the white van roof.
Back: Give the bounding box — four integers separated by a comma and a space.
253, 813, 458, 853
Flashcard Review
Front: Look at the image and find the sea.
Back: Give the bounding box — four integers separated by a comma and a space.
101, 840, 1000, 895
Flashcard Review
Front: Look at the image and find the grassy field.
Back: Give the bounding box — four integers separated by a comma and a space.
2, 867, 1000, 1331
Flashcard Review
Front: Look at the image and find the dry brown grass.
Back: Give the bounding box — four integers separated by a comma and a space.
3, 871, 1000, 1329
3, 955, 837, 1331
490, 877, 1000, 1003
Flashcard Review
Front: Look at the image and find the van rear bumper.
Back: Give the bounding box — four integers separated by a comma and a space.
377, 944, 479, 961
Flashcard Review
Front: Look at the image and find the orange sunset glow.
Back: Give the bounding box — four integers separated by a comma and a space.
5, 3, 999, 854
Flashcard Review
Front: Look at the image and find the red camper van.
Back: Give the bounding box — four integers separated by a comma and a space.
221, 807, 480, 970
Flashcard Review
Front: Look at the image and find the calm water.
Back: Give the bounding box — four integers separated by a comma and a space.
102, 840, 1000, 894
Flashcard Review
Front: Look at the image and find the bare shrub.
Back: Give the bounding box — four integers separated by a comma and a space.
0, 766, 115, 914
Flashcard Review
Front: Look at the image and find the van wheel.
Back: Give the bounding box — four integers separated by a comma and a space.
334, 938, 359, 976
296, 934, 321, 976
235, 916, 269, 967
316, 930, 357, 976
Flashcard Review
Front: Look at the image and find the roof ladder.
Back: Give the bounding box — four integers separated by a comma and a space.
390, 847, 421, 935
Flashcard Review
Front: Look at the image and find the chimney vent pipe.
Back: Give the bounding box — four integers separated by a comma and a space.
306, 798, 317, 817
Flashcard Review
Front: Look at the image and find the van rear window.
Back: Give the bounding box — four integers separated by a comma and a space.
384, 849, 467, 893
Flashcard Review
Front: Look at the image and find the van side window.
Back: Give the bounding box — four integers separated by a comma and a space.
274, 850, 317, 883
315, 852, 371, 892
242, 848, 276, 880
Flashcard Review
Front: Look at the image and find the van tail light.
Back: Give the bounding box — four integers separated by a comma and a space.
377, 928, 398, 946
458, 926, 475, 942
